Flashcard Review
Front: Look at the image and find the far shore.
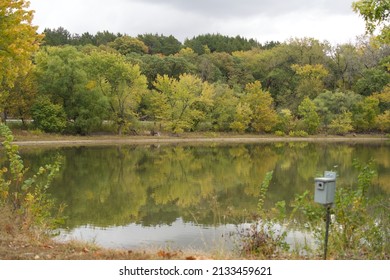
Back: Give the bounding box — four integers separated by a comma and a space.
10, 133, 389, 147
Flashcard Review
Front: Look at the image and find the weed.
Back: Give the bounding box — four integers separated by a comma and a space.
238, 171, 290, 258
289, 160, 389, 259
238, 160, 389, 259
0, 124, 65, 234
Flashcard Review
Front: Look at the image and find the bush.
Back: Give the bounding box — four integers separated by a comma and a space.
289, 130, 309, 137
0, 124, 64, 232
375, 110, 390, 133
298, 97, 320, 135
31, 97, 67, 133
274, 130, 285, 136
238, 172, 290, 258
238, 160, 389, 259
328, 111, 354, 135
289, 160, 389, 259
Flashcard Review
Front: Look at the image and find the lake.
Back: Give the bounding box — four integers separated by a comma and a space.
19, 141, 390, 252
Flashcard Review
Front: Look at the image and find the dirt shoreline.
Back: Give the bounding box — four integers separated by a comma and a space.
13, 135, 389, 147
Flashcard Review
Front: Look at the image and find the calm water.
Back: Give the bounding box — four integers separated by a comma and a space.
19, 142, 390, 251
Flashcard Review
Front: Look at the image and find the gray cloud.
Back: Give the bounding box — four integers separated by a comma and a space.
29, 0, 364, 44
131, 0, 353, 18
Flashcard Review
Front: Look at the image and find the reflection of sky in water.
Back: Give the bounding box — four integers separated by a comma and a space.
57, 218, 237, 251
56, 218, 314, 252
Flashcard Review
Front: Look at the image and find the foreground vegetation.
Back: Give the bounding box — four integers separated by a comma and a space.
240, 163, 389, 260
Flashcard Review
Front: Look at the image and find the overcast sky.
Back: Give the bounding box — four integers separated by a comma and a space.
28, 0, 366, 44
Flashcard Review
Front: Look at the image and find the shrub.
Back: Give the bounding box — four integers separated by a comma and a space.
0, 124, 64, 232
298, 97, 320, 135
274, 131, 285, 137
238, 172, 290, 258
289, 160, 389, 259
328, 111, 354, 135
289, 130, 309, 137
238, 160, 389, 260
375, 110, 390, 132
31, 97, 67, 133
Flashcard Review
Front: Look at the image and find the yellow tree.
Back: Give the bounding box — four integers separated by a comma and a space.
152, 74, 214, 133
244, 81, 278, 133
0, 0, 42, 111
291, 63, 329, 99
4, 69, 36, 125
230, 102, 252, 133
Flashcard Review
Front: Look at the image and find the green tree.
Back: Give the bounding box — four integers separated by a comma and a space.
196, 54, 223, 83
31, 96, 67, 133
42, 27, 71, 46
354, 67, 390, 96
209, 52, 254, 88
94, 31, 120, 46
314, 90, 362, 127
35, 46, 108, 134
109, 36, 149, 55
352, 96, 380, 131
72, 32, 96, 46
328, 43, 362, 90
237, 38, 329, 111
297, 97, 320, 134
353, 0, 390, 43
136, 54, 196, 88
184, 33, 260, 55
138, 33, 182, 55
89, 51, 147, 135
0, 0, 42, 112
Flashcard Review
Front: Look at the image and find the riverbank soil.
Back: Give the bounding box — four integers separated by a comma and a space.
9, 129, 389, 147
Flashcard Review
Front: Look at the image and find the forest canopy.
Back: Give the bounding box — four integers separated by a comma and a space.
1, 1, 389, 135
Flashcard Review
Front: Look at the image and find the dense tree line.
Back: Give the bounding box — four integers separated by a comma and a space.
42, 28, 267, 55
1, 0, 389, 135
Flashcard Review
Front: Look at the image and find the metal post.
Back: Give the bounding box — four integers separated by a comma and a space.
324, 205, 331, 260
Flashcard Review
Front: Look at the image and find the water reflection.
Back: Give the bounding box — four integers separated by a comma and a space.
19, 142, 390, 250
58, 218, 238, 252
